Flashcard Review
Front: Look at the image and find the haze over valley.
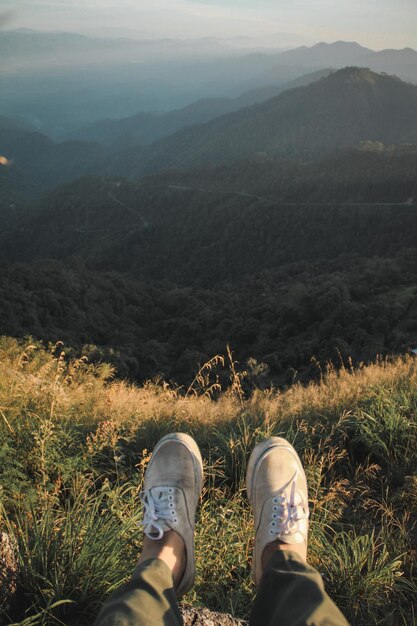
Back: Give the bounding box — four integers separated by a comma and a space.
2, 30, 417, 136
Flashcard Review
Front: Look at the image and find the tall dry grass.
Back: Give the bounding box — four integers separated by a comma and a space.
0, 337, 416, 624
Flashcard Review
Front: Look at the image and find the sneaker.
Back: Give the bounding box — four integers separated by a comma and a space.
246, 437, 309, 586
140, 433, 204, 596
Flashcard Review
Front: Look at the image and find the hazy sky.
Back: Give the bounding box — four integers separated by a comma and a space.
2, 0, 417, 49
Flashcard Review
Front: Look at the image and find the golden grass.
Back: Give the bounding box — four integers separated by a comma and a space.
2, 338, 416, 433
0, 337, 416, 625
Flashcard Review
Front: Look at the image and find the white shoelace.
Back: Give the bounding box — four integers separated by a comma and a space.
269, 470, 309, 537
140, 487, 178, 540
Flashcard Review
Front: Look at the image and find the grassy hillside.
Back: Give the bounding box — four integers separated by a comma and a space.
0, 337, 416, 624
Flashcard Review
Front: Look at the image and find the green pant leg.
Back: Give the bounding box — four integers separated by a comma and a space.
94, 558, 183, 626
250, 551, 349, 626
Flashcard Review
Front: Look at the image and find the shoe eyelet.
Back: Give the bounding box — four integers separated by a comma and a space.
169, 495, 174, 501
271, 521, 276, 526
273, 497, 278, 504
269, 529, 274, 535
169, 503, 174, 508
169, 488, 174, 493
272, 514, 276, 519
174, 518, 178, 523
273, 505, 278, 511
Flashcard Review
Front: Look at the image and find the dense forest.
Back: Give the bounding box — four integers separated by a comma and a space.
1, 67, 417, 388
2, 147, 417, 283
0, 251, 416, 385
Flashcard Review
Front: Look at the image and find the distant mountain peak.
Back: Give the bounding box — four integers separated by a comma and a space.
274, 40, 374, 67
313, 40, 371, 50
328, 66, 402, 84
332, 66, 375, 77
111, 66, 417, 176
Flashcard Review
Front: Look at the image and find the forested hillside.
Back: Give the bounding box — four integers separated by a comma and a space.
0, 117, 103, 191
1, 139, 417, 384
68, 69, 332, 148
1, 67, 417, 387
147, 146, 417, 204
105, 68, 417, 177
0, 252, 416, 384
3, 146, 417, 281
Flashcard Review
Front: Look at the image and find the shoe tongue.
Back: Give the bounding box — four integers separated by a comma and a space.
150, 486, 167, 500
278, 530, 305, 545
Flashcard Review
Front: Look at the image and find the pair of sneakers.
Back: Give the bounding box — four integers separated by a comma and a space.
140, 433, 309, 596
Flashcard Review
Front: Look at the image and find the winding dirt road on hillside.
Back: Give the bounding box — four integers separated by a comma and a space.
165, 184, 415, 207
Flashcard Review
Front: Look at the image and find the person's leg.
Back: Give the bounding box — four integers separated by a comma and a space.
94, 433, 204, 626
246, 438, 349, 626
94, 556, 182, 626
250, 548, 349, 626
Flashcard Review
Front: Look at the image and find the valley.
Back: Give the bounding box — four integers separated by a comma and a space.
1, 61, 417, 387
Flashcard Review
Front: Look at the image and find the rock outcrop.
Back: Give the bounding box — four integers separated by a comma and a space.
181, 605, 247, 625
0, 532, 19, 613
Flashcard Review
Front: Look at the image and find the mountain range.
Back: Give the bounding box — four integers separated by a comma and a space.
67, 69, 332, 147
2, 68, 417, 191
2, 59, 417, 383
2, 34, 417, 136
106, 68, 417, 177
244, 41, 417, 86
4, 33, 417, 83
0, 30, 240, 70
